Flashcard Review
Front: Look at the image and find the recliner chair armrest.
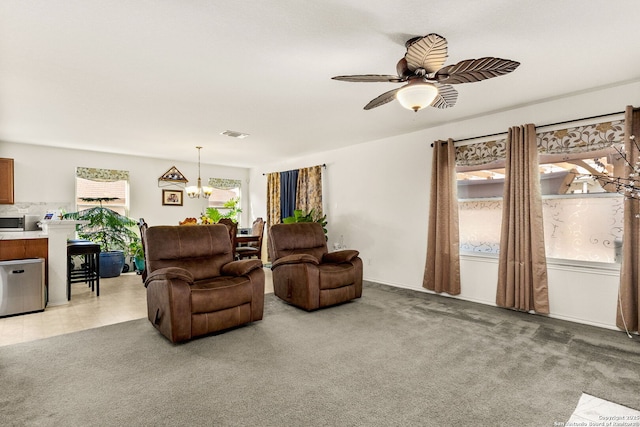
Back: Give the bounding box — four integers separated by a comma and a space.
322, 249, 360, 264
144, 267, 194, 288
221, 259, 263, 276
272, 254, 319, 269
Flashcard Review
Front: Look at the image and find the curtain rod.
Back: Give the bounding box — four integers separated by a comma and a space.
430, 110, 625, 147
262, 163, 326, 176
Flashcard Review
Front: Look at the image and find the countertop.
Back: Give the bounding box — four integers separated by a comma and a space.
0, 220, 87, 240
0, 231, 48, 240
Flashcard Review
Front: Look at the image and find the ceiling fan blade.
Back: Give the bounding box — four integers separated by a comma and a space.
430, 84, 457, 109
435, 57, 520, 84
364, 87, 402, 110
396, 58, 411, 79
405, 33, 448, 73
332, 75, 403, 83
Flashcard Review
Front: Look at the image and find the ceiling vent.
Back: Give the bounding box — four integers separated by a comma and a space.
221, 130, 250, 139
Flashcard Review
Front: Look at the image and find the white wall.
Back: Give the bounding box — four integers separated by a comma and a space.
249, 80, 640, 331
0, 142, 250, 227
458, 254, 621, 330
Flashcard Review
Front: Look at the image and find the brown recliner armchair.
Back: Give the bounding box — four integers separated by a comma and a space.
143, 224, 264, 343
269, 222, 363, 311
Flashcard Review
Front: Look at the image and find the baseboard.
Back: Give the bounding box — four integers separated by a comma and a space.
363, 278, 629, 333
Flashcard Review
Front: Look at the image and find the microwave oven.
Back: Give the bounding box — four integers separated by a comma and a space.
0, 215, 41, 232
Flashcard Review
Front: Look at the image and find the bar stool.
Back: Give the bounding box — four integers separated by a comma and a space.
67, 240, 100, 300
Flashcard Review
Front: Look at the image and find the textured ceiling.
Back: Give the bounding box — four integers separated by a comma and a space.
1, 0, 639, 168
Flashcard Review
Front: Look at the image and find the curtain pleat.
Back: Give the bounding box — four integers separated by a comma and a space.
496, 124, 549, 313
423, 139, 461, 295
280, 170, 299, 220
617, 106, 640, 332
266, 173, 281, 229
296, 165, 323, 217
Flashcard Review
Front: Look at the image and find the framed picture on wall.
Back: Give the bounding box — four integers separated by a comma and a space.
162, 189, 183, 206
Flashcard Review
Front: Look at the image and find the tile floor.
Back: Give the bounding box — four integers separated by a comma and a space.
0, 267, 273, 347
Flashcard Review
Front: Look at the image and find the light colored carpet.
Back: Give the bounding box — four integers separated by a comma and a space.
0, 282, 639, 426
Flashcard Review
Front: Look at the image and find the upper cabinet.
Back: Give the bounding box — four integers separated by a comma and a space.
0, 158, 15, 204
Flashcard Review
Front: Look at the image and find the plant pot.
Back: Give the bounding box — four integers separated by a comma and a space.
133, 256, 145, 274
99, 251, 125, 278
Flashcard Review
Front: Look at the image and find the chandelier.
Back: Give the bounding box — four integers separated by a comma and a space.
186, 146, 213, 199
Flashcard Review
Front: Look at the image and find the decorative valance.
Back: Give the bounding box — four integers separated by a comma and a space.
537, 120, 624, 155
455, 138, 507, 167
76, 167, 129, 182
454, 119, 625, 167
208, 178, 241, 190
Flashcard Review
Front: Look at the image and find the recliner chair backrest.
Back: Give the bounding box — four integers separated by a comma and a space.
145, 224, 234, 281
269, 222, 328, 262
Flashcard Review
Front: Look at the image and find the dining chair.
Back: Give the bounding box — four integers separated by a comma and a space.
236, 217, 265, 260
218, 218, 238, 259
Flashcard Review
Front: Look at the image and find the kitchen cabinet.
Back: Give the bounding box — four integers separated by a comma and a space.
0, 238, 48, 260
0, 158, 14, 204
0, 238, 49, 289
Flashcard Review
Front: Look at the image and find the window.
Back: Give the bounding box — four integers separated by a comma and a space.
459, 194, 623, 263
75, 167, 130, 216
208, 187, 240, 208
207, 178, 241, 222
457, 119, 625, 263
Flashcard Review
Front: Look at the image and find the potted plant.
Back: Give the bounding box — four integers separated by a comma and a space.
129, 240, 145, 275
283, 209, 328, 240
64, 197, 140, 278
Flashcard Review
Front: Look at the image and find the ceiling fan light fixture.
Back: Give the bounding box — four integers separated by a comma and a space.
333, 33, 518, 111
396, 83, 438, 112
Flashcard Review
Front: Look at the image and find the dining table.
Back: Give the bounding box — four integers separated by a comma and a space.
236, 234, 259, 245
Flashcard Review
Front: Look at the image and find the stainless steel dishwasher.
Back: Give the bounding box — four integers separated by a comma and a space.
0, 258, 45, 317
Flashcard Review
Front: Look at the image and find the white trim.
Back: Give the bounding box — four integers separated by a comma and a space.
545, 313, 622, 331
460, 251, 620, 274
363, 274, 624, 332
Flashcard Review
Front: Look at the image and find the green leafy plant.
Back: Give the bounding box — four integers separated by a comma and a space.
283, 209, 328, 239
204, 197, 242, 223
129, 240, 145, 273
63, 197, 140, 252
128, 241, 144, 259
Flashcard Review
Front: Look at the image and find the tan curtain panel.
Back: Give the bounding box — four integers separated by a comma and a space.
496, 124, 549, 313
617, 106, 640, 333
207, 178, 241, 190
296, 165, 323, 216
76, 167, 129, 182
266, 172, 281, 229
423, 139, 461, 295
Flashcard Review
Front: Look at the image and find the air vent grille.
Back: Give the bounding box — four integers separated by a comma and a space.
221, 130, 250, 139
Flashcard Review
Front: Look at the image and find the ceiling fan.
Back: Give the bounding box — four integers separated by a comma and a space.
332, 33, 520, 112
